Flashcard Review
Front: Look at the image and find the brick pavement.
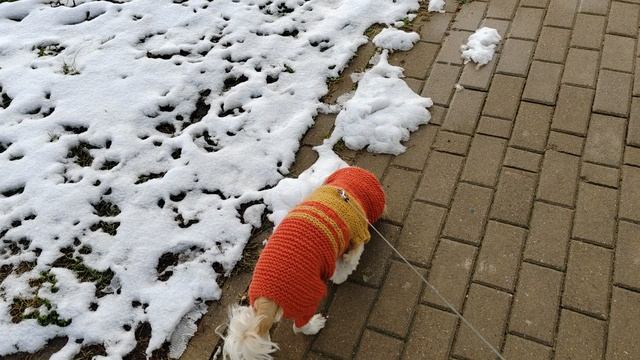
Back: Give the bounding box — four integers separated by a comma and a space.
183, 0, 640, 358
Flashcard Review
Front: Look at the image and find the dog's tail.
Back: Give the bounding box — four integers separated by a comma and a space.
218, 304, 279, 360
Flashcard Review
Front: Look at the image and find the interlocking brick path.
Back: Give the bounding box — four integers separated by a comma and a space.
183, 0, 640, 358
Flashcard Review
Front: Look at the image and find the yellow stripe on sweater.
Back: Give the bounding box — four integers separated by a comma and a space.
297, 204, 347, 254
285, 212, 340, 254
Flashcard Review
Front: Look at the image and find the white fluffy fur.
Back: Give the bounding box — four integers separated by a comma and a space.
221, 305, 279, 360
331, 244, 365, 284
292, 314, 327, 335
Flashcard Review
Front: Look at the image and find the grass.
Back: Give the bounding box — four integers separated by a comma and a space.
67, 142, 96, 167
10, 272, 71, 327
62, 62, 80, 75
51, 253, 114, 297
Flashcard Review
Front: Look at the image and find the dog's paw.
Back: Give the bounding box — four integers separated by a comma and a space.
293, 314, 326, 335
330, 267, 350, 284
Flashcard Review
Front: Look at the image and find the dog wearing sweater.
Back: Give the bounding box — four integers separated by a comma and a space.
220, 166, 386, 360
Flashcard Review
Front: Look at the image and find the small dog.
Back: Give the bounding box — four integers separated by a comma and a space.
220, 166, 386, 360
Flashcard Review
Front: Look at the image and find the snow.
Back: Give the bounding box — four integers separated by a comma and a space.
0, 0, 422, 358
372, 28, 419, 51
428, 0, 446, 12
264, 51, 432, 221
327, 51, 433, 155
460, 27, 502, 67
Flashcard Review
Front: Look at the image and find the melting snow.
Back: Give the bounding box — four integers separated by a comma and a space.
372, 28, 419, 51
0, 0, 421, 358
428, 0, 446, 12
460, 27, 502, 67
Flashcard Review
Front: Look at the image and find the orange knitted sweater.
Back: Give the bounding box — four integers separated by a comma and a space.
249, 167, 385, 327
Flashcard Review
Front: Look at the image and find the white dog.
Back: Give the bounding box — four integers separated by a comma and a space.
219, 166, 386, 360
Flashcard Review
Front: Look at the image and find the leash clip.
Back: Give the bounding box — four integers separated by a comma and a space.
338, 188, 349, 202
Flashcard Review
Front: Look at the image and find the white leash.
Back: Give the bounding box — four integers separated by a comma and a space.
338, 189, 507, 360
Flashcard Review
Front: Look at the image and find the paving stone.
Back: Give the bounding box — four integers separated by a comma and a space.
519, 0, 550, 7
534, 26, 571, 63
442, 89, 486, 134
555, 310, 607, 360
452, 284, 511, 360
629, 97, 640, 146
502, 335, 552, 359
392, 124, 437, 170
482, 74, 525, 120
429, 105, 447, 126
404, 78, 424, 94
382, 167, 421, 223
544, 0, 578, 28
352, 223, 400, 287
635, 59, 640, 96
452, 1, 487, 31
490, 168, 537, 227
422, 239, 477, 311
443, 0, 458, 13
313, 282, 376, 358
583, 114, 626, 167
419, 13, 453, 43
580, 162, 619, 188
510, 102, 554, 152
397, 202, 446, 267
614, 221, 640, 290
563, 241, 613, 318
421, 63, 461, 106
601, 35, 635, 73
509, 7, 544, 40
593, 70, 633, 117
620, 166, 640, 221
486, 0, 518, 19
477, 116, 512, 139
443, 183, 493, 244
461, 135, 507, 187
571, 14, 606, 50
503, 147, 542, 172
578, 0, 610, 15
290, 145, 318, 176
403, 305, 457, 360
524, 201, 573, 269
389, 42, 439, 79
415, 151, 464, 206
625, 146, 640, 166
606, 287, 640, 359
355, 152, 391, 180
436, 30, 472, 65
551, 85, 594, 136
303, 113, 334, 146
607, 1, 640, 37
458, 57, 498, 91
355, 330, 403, 360
306, 352, 333, 360
433, 131, 471, 155
473, 221, 525, 291
522, 61, 563, 105
369, 261, 424, 337
547, 131, 584, 156
509, 263, 563, 344
573, 182, 617, 247
562, 48, 599, 88
496, 39, 535, 76
537, 150, 580, 207
481, 18, 511, 44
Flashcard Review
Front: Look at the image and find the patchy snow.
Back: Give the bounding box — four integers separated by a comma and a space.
428, 0, 446, 12
0, 0, 421, 358
372, 28, 419, 51
327, 51, 433, 155
264, 51, 433, 220
461, 27, 502, 67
